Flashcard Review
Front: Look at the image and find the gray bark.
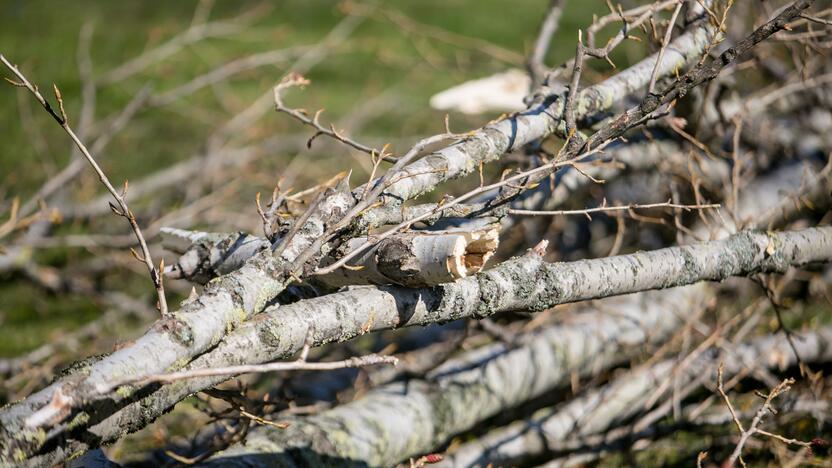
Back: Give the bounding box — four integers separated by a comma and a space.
440, 327, 832, 467
161, 228, 271, 284
0, 10, 772, 464
201, 286, 708, 467
316, 228, 499, 288
0, 22, 730, 456
191, 224, 832, 466
11, 224, 832, 466
162, 226, 500, 288
359, 22, 716, 209
160, 139, 730, 287
0, 183, 355, 463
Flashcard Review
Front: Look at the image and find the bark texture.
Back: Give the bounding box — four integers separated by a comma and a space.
316, 228, 499, 288
163, 227, 500, 288
11, 225, 832, 466
202, 286, 707, 467
439, 327, 832, 467
0, 184, 355, 463
359, 21, 716, 209
193, 222, 832, 466
162, 228, 271, 284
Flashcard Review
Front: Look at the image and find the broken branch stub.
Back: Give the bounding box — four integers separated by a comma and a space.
316, 227, 500, 287
161, 228, 270, 284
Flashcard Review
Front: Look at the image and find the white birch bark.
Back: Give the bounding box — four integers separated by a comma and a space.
0, 12, 759, 464
0, 184, 355, 463
10, 224, 832, 466
315, 228, 499, 288
194, 224, 832, 466
201, 286, 708, 467
359, 23, 717, 207
162, 226, 500, 288
439, 327, 832, 467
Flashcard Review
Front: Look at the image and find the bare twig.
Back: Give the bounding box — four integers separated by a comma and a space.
96, 353, 398, 395
1, 55, 168, 316
647, 1, 684, 94
273, 73, 396, 162
718, 365, 812, 467
314, 145, 605, 275
508, 200, 720, 218
527, 0, 566, 87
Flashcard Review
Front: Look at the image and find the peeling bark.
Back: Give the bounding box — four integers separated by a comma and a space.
162, 228, 271, 284
0, 18, 723, 459
0, 184, 355, 464
196, 224, 831, 466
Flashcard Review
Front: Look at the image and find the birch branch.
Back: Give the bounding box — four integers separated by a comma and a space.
160, 138, 727, 287
580, 0, 816, 157
698, 160, 827, 239
314, 227, 499, 288
160, 139, 711, 285
0, 179, 355, 445
11, 283, 700, 466
538, 399, 830, 468
0, 8, 721, 444
439, 327, 832, 468
200, 286, 708, 467
3, 176, 829, 464
161, 228, 271, 284
156, 221, 832, 462
193, 223, 832, 465
476, 138, 728, 234
357, 20, 717, 208
12, 219, 831, 465
0, 5, 811, 463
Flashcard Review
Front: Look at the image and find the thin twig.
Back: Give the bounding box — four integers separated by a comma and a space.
96, 354, 398, 394
527, 0, 566, 87
274, 73, 396, 162
719, 365, 809, 468
314, 144, 606, 275
647, 1, 684, 94
1, 54, 169, 316
509, 200, 720, 218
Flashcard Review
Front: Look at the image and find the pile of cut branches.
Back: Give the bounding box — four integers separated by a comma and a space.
1, 0, 831, 466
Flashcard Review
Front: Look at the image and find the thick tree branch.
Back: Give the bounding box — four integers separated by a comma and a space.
439, 328, 832, 467
201, 286, 708, 467
359, 21, 716, 208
